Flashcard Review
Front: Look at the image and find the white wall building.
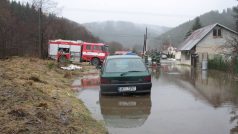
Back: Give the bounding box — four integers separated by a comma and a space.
179, 23, 238, 66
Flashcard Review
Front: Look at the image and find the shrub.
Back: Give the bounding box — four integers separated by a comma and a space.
47, 62, 55, 70
236, 58, 238, 74
208, 55, 229, 71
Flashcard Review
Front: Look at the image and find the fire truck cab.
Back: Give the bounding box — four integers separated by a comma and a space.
48, 39, 109, 66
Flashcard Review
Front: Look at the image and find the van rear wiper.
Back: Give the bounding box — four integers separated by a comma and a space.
120, 71, 142, 76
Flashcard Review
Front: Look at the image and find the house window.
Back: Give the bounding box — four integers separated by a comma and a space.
217, 29, 222, 37
213, 28, 222, 38
86, 45, 91, 50
213, 29, 217, 37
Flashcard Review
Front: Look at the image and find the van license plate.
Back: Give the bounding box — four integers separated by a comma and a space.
118, 87, 136, 92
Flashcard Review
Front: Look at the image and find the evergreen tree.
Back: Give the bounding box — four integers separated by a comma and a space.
184, 29, 192, 39
192, 17, 202, 31
184, 17, 202, 39
233, 3, 238, 32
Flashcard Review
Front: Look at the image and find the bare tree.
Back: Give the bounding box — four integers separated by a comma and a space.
29, 0, 59, 58
31, 0, 58, 14
223, 35, 238, 73
225, 36, 238, 55
0, 0, 12, 58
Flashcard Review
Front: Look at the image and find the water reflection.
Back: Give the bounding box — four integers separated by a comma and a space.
75, 61, 238, 134
162, 64, 238, 134
81, 77, 100, 88
99, 95, 151, 128
230, 108, 238, 134
72, 75, 100, 91
151, 67, 160, 80
192, 69, 237, 107
194, 71, 238, 134
161, 64, 238, 108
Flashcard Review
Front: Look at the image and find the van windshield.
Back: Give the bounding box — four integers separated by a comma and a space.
105, 58, 147, 73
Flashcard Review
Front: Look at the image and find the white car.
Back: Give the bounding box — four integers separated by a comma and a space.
161, 54, 167, 59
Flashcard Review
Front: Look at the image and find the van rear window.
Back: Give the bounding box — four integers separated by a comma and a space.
105, 58, 146, 73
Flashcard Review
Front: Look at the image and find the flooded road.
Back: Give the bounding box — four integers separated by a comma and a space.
74, 61, 238, 134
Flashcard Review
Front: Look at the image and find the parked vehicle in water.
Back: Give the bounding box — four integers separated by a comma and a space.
100, 55, 152, 95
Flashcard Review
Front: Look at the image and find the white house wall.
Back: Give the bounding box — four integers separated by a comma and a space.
180, 51, 191, 65
196, 26, 237, 57
175, 51, 181, 60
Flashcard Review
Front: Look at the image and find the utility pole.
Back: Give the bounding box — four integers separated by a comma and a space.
145, 27, 147, 52
143, 27, 147, 58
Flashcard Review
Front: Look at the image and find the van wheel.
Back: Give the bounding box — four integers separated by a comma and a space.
91, 58, 100, 66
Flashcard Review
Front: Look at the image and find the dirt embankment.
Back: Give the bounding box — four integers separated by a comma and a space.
0, 57, 106, 134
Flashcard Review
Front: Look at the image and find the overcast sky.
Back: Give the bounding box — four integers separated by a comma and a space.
18, 0, 237, 27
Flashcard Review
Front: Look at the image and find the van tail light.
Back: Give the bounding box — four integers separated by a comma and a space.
144, 76, 151, 82
100, 77, 111, 84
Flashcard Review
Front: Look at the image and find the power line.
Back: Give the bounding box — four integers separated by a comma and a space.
90, 33, 161, 39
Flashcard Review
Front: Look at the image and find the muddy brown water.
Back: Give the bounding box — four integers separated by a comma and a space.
74, 61, 238, 134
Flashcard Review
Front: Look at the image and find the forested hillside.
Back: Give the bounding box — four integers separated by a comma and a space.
158, 8, 236, 48
0, 0, 100, 58
83, 21, 170, 49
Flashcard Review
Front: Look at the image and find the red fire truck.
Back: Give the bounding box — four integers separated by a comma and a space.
48, 39, 109, 66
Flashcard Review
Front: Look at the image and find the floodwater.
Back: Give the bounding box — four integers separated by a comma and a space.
73, 61, 238, 134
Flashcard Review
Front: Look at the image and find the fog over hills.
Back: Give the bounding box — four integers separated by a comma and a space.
83, 21, 171, 49
83, 7, 236, 51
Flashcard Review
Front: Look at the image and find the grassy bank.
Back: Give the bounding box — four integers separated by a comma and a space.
0, 57, 107, 134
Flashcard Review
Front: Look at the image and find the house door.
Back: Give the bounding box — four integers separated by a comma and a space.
191, 54, 198, 68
